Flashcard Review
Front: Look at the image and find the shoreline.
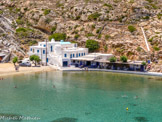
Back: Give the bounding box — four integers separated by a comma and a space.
61, 67, 162, 77
0, 63, 54, 77
0, 63, 162, 77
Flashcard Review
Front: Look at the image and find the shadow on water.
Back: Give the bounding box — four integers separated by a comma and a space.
134, 117, 148, 122
85, 112, 91, 115
51, 117, 77, 122
0, 113, 22, 121
148, 77, 162, 81
129, 103, 137, 106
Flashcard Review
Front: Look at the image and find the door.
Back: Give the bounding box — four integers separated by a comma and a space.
63, 61, 68, 67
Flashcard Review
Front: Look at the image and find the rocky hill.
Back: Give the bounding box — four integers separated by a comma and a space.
0, 0, 162, 72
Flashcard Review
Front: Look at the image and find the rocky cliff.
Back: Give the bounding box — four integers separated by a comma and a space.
0, 0, 162, 71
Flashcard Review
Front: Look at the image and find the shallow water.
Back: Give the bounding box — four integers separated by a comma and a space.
0, 71, 162, 122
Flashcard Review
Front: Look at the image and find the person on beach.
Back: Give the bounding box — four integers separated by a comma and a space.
0, 78, 4, 80
147, 64, 151, 71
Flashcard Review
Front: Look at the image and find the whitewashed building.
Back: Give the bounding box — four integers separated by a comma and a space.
28, 39, 88, 67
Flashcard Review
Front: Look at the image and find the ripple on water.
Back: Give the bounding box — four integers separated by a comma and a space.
51, 117, 78, 122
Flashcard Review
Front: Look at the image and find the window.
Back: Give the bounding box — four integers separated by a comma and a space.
44, 45, 46, 47
40, 44, 42, 46
43, 50, 45, 54
82, 53, 83, 56
79, 53, 80, 57
51, 46, 53, 52
70, 54, 72, 58
84, 53, 85, 55
73, 54, 75, 57
37, 50, 39, 53
64, 54, 67, 57
76, 54, 78, 57
30, 48, 32, 51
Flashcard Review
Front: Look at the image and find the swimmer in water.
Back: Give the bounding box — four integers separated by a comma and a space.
14, 86, 17, 88
122, 95, 128, 98
134, 96, 138, 99
53, 85, 55, 88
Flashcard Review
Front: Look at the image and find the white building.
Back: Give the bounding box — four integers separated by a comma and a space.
28, 39, 88, 67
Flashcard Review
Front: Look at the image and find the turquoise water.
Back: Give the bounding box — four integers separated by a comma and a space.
0, 71, 162, 122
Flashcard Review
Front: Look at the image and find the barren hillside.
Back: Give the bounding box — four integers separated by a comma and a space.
0, 0, 162, 71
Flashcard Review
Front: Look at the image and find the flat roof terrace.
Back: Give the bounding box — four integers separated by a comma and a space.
72, 53, 113, 61
63, 47, 87, 52
30, 46, 46, 49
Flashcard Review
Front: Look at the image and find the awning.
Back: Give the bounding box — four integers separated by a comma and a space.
0, 53, 5, 57
72, 57, 95, 61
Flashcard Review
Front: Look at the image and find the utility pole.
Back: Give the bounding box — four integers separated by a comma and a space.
46, 39, 47, 66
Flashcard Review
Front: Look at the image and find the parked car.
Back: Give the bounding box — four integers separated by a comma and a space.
19, 62, 31, 67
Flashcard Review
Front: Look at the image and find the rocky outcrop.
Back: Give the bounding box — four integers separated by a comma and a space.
0, 0, 161, 70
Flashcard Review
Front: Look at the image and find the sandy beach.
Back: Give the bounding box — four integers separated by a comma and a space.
0, 63, 54, 77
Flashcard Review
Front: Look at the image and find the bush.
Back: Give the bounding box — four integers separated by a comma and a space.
56, 1, 64, 7
86, 39, 99, 52
75, 16, 80, 20
49, 33, 66, 41
16, 28, 27, 33
142, 61, 146, 66
109, 57, 116, 62
0, 10, 3, 14
137, 46, 142, 52
45, 18, 52, 24
51, 26, 57, 33
104, 45, 108, 52
105, 35, 111, 40
143, 16, 150, 20
153, 46, 160, 51
98, 34, 102, 39
16, 19, 24, 25
44, 9, 51, 15
16, 28, 34, 38
88, 12, 101, 20
91, 24, 96, 30
74, 34, 80, 39
150, 4, 158, 9
128, 25, 136, 32
86, 33, 94, 37
103, 3, 113, 9
28, 40, 37, 46
16, 28, 33, 33
120, 56, 128, 62
12, 57, 18, 65
157, 13, 162, 20
146, 0, 153, 3
96, 28, 102, 34
116, 48, 124, 53
148, 37, 153, 42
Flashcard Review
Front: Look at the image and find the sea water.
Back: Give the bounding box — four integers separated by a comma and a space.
0, 71, 162, 122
